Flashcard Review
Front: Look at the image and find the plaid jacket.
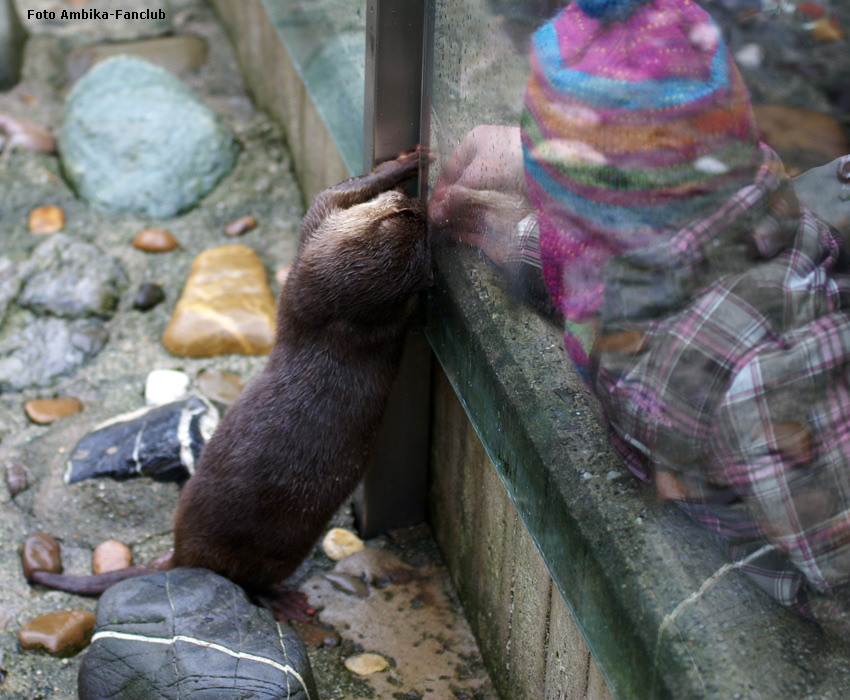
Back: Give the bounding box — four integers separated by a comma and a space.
507, 146, 850, 618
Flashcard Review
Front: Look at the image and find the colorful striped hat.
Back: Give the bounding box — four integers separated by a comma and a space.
522, 0, 762, 322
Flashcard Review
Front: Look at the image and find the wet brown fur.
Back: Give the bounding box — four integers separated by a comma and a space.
29, 151, 430, 604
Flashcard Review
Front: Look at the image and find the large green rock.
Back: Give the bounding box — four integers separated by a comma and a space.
59, 55, 239, 218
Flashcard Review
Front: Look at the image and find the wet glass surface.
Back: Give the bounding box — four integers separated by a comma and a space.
424, 0, 850, 696
260, 0, 366, 173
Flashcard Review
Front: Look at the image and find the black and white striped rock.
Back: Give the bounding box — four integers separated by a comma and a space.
78, 568, 318, 700
65, 396, 219, 484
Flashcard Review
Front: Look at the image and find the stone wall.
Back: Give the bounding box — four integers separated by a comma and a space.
429, 367, 613, 700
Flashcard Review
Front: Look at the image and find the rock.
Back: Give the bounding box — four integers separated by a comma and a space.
0, 114, 56, 155
20, 532, 63, 581
276, 263, 292, 287
17, 234, 128, 319
811, 17, 844, 42
0, 314, 109, 393
28, 205, 64, 234
145, 368, 190, 405
0, 256, 22, 325
5, 461, 31, 496
734, 43, 763, 68
161, 245, 276, 357
70, 323, 110, 354
78, 569, 318, 700
224, 215, 258, 237
132, 228, 179, 252
24, 396, 83, 424
66, 35, 209, 83
133, 281, 165, 311
59, 56, 239, 218
196, 367, 243, 405
752, 104, 849, 176
323, 572, 369, 598
0, 0, 26, 90
322, 528, 365, 561
344, 652, 389, 676
289, 620, 341, 648
92, 540, 132, 574
66, 396, 219, 483
19, 610, 96, 657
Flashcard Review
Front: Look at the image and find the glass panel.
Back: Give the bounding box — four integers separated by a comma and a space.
424, 0, 850, 697
260, 0, 366, 174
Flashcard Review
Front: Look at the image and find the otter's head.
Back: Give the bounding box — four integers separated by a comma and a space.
286, 190, 431, 325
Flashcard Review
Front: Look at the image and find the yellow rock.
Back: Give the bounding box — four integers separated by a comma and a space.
161, 245, 276, 357
18, 610, 95, 657
344, 652, 390, 676
322, 528, 365, 561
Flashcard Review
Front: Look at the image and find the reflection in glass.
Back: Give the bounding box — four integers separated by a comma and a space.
429, 0, 850, 638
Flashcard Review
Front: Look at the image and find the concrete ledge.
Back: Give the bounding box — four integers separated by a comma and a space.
430, 366, 613, 700
210, 0, 354, 202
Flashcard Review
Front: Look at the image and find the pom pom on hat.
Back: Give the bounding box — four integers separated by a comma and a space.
521, 0, 762, 323
576, 0, 651, 22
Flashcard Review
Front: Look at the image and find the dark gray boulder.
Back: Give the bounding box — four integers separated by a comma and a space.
59, 55, 240, 218
78, 568, 318, 700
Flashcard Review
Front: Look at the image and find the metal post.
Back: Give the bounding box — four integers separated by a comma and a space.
355, 0, 431, 537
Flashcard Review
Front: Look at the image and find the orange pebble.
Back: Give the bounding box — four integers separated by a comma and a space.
224, 215, 258, 237
28, 206, 64, 234
132, 228, 179, 252
24, 397, 83, 424
92, 540, 132, 574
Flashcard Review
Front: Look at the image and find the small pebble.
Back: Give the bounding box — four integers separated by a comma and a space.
145, 368, 190, 405
5, 462, 31, 497
21, 532, 63, 581
224, 215, 258, 237
324, 572, 370, 598
811, 17, 844, 42
276, 263, 292, 287
70, 325, 109, 355
290, 620, 341, 648
132, 228, 179, 252
28, 206, 64, 234
24, 397, 83, 425
344, 652, 389, 676
322, 528, 365, 561
197, 368, 243, 404
92, 539, 132, 574
133, 282, 165, 311
18, 610, 96, 657
733, 43, 763, 68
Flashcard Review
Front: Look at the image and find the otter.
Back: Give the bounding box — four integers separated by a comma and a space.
28, 149, 431, 622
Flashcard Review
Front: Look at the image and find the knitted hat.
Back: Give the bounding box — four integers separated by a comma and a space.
522, 0, 762, 324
